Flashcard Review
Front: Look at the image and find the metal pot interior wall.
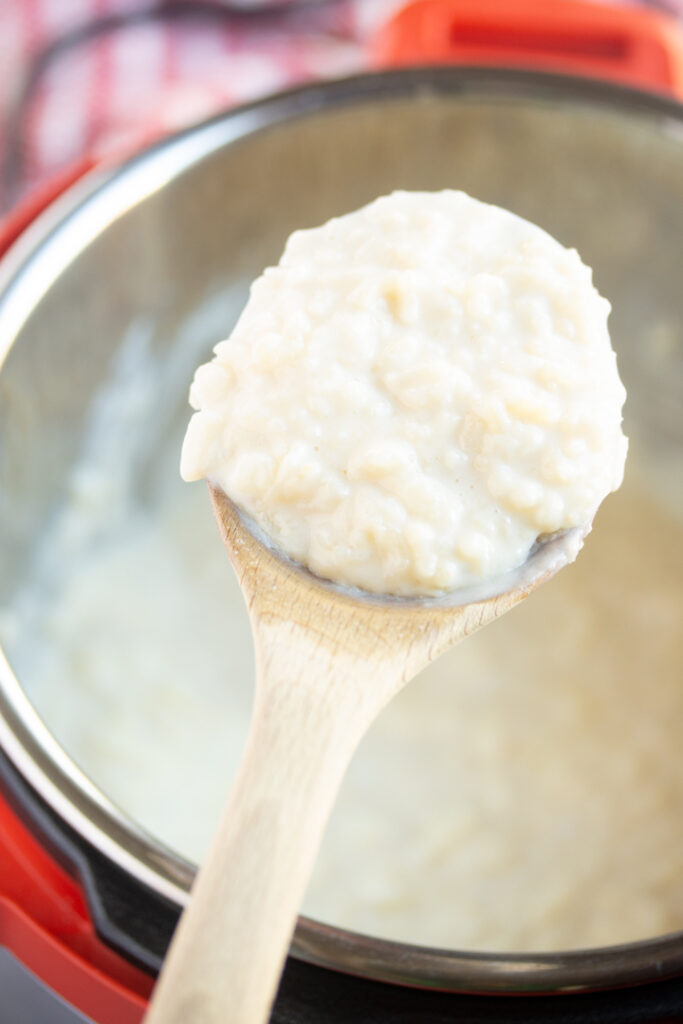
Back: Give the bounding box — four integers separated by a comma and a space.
0, 70, 682, 998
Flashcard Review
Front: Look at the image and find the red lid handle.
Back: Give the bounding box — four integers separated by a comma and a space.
372, 0, 683, 98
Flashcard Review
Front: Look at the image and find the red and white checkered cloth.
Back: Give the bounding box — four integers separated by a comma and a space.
0, 0, 681, 212
0, 0, 403, 210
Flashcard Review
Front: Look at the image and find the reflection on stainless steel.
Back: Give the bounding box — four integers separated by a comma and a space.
0, 68, 682, 994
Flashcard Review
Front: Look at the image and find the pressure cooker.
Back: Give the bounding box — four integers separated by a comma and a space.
1, 0, 683, 1020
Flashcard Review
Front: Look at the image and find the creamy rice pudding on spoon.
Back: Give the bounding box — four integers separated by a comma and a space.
147, 191, 627, 1024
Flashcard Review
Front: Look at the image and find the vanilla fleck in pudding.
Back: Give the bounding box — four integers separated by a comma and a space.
181, 190, 627, 596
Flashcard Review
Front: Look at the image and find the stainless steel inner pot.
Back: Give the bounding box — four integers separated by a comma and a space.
1, 68, 682, 996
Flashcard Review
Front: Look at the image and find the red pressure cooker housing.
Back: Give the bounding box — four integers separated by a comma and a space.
1, 2, 683, 1022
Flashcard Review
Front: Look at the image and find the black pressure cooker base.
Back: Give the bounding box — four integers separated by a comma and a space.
2, 750, 683, 1023
274, 958, 683, 1023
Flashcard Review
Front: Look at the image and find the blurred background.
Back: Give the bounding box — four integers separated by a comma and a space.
1, 0, 682, 215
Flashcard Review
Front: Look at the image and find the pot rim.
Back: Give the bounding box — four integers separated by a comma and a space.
1, 65, 683, 995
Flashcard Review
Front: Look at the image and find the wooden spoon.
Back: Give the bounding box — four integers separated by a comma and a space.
145, 483, 586, 1024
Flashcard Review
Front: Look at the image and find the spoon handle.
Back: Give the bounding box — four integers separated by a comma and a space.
145, 626, 390, 1024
